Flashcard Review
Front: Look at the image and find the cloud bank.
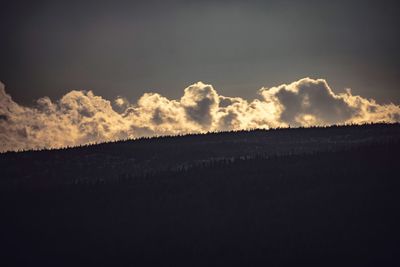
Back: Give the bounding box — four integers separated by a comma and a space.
1, 78, 399, 152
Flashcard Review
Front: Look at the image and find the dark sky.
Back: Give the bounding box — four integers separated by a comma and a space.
1, 0, 400, 105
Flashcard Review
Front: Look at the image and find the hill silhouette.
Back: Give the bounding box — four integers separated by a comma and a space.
1, 123, 399, 266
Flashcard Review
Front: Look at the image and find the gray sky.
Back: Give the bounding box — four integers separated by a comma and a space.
1, 0, 400, 105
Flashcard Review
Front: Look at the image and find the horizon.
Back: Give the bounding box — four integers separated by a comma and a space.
1, 77, 400, 152
1, 122, 398, 154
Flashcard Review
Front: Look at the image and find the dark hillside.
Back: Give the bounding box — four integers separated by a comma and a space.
1, 123, 399, 188
1, 124, 399, 266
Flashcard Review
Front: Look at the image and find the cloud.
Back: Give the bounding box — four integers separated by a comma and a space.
260, 78, 400, 126
181, 82, 219, 129
260, 78, 355, 126
0, 78, 399, 152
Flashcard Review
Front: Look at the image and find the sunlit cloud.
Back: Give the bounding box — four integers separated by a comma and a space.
1, 78, 399, 152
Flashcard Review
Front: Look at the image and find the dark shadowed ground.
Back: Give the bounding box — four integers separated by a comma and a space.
1, 124, 399, 266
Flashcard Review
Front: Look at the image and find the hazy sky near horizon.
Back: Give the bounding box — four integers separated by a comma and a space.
1, 0, 400, 105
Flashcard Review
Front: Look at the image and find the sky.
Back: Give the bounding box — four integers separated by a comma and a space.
1, 0, 400, 104
1, 0, 400, 151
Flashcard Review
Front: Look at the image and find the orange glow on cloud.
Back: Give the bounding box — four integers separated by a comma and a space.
1, 78, 399, 152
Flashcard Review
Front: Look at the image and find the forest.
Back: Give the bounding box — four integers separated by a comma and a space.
1, 123, 399, 266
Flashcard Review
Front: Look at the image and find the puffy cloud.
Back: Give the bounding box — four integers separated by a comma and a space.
113, 96, 130, 113
181, 82, 219, 129
260, 78, 355, 126
0, 85, 131, 152
260, 78, 400, 126
0, 78, 399, 152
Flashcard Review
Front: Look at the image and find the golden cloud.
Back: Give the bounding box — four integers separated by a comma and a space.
1, 78, 399, 152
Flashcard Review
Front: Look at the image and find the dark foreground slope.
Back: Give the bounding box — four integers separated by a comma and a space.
1, 124, 400, 266
1, 123, 400, 187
